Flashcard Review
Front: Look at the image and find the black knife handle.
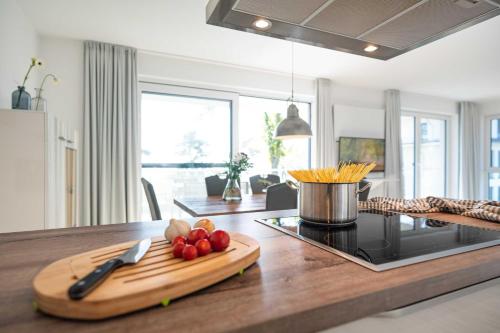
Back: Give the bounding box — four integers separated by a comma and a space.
68, 258, 123, 300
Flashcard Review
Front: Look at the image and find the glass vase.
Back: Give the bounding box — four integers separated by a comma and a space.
31, 88, 47, 111
222, 177, 242, 201
11, 86, 31, 110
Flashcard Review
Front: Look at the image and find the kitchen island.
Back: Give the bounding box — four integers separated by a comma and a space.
1, 210, 499, 332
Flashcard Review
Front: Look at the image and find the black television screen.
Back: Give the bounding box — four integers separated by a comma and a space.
339, 137, 385, 172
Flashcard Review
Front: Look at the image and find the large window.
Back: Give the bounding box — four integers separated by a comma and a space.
488, 118, 500, 200
140, 84, 311, 220
239, 96, 311, 176
402, 113, 448, 199
140, 86, 235, 219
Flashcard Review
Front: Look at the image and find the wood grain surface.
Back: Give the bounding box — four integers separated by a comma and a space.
174, 194, 267, 217
0, 209, 499, 333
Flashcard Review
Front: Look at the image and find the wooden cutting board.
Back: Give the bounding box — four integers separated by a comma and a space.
33, 232, 260, 320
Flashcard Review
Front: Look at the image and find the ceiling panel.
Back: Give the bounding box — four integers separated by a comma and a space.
233, 0, 329, 24
305, 0, 421, 37
363, 0, 497, 49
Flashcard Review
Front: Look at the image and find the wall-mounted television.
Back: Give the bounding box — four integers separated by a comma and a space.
339, 137, 385, 172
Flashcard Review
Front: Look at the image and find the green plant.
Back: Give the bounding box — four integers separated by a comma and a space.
264, 112, 286, 169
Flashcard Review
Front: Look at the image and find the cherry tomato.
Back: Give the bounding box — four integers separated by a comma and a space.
182, 244, 198, 260
209, 230, 230, 252
172, 243, 185, 258
187, 228, 210, 245
172, 235, 186, 246
195, 239, 212, 256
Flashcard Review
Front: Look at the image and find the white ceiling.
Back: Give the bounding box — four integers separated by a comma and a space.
18, 0, 500, 101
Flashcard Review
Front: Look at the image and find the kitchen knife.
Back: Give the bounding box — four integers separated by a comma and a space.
68, 238, 152, 300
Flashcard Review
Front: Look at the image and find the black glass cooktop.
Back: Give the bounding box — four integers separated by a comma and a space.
256, 212, 500, 271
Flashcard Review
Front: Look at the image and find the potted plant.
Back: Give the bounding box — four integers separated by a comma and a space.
222, 152, 252, 201
264, 112, 286, 169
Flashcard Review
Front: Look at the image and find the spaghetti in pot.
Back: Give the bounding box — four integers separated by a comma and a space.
288, 162, 376, 183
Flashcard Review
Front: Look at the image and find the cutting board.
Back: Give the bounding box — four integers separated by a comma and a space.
33, 232, 260, 320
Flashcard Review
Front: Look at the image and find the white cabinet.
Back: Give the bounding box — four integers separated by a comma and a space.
0, 109, 77, 233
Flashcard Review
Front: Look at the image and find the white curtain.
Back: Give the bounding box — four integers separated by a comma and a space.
315, 78, 335, 168
459, 101, 480, 199
83, 41, 140, 226
384, 89, 403, 198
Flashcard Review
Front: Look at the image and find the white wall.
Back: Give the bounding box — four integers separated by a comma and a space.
479, 99, 500, 116
138, 51, 315, 101
0, 0, 39, 108
39, 35, 84, 140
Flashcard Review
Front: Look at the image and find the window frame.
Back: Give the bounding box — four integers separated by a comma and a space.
401, 110, 452, 198
139, 82, 239, 169
139, 81, 313, 170
484, 114, 500, 199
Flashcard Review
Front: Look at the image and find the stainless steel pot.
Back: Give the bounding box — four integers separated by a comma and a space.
288, 181, 371, 225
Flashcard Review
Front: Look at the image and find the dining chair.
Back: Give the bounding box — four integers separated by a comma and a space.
141, 178, 162, 221
250, 174, 280, 194
358, 179, 371, 202
265, 182, 298, 211
205, 175, 228, 196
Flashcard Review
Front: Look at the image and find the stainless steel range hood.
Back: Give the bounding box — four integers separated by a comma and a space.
206, 0, 500, 60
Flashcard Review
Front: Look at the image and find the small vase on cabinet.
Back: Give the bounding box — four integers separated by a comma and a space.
11, 86, 31, 110
31, 88, 47, 111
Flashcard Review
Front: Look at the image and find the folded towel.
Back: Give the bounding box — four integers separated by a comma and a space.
359, 197, 499, 223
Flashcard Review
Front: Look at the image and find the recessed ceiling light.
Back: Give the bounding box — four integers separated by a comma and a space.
253, 18, 272, 30
364, 45, 378, 52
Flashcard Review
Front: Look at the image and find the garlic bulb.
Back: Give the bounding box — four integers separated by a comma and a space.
164, 218, 191, 241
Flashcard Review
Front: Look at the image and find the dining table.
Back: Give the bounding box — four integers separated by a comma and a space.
173, 193, 268, 217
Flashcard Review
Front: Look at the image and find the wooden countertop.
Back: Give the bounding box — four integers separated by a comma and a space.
173, 194, 267, 217
1, 210, 499, 333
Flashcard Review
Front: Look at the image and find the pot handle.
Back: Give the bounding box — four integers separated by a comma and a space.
286, 180, 299, 191
357, 182, 371, 194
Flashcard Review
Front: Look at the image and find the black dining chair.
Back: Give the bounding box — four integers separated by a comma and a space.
358, 179, 371, 202
205, 175, 229, 196
265, 183, 298, 211
141, 178, 162, 221
249, 174, 280, 194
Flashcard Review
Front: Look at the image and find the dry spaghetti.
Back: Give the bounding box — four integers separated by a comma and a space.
288, 162, 376, 183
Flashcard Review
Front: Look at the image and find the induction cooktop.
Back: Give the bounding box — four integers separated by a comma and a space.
256, 211, 500, 271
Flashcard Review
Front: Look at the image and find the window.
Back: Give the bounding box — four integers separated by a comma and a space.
140, 84, 312, 220
488, 118, 500, 200
238, 96, 311, 176
401, 113, 448, 199
140, 85, 236, 219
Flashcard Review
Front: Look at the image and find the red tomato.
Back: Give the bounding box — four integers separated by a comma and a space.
187, 228, 210, 245
182, 244, 198, 260
172, 235, 186, 246
172, 243, 185, 258
209, 230, 230, 252
195, 239, 212, 256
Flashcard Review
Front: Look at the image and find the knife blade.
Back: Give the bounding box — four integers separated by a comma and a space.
68, 238, 152, 300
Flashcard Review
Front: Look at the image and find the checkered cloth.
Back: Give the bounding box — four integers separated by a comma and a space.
358, 197, 500, 223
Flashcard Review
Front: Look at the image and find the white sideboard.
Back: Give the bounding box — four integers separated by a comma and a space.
0, 109, 77, 233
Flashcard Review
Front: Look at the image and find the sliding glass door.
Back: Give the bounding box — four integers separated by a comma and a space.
488, 118, 500, 200
401, 113, 448, 199
140, 85, 235, 219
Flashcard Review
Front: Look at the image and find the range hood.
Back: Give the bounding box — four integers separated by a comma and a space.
206, 0, 500, 60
